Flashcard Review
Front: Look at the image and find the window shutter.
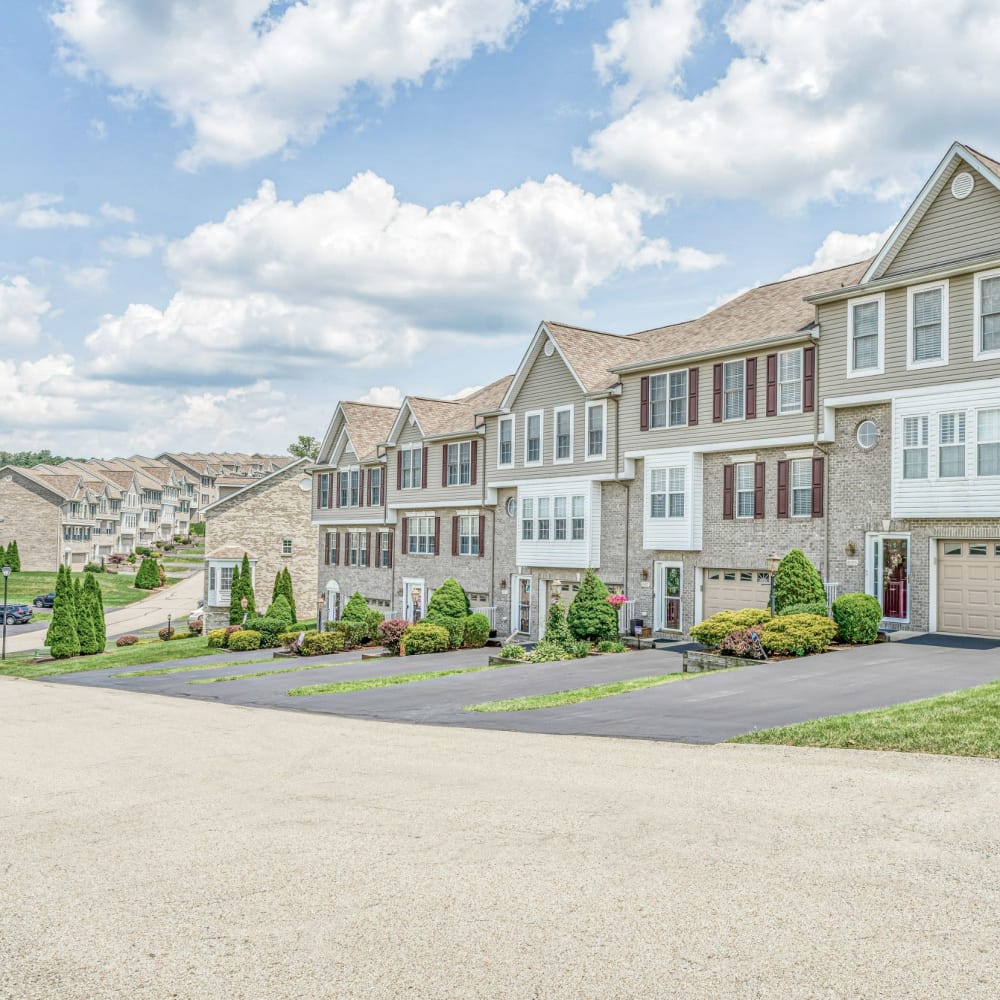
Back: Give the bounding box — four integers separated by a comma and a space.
396, 450, 402, 489
324, 531, 331, 564
387, 532, 393, 569
745, 357, 757, 419
777, 460, 789, 518
452, 515, 459, 556
811, 456, 824, 516
688, 368, 699, 425
366, 469, 372, 506
478, 514, 486, 558
766, 354, 777, 417
712, 363, 723, 422
803, 346, 816, 413
422, 447, 428, 489
722, 464, 734, 520
442, 444, 449, 487
364, 531, 371, 566
471, 439, 478, 485
315, 475, 322, 508
400, 517, 408, 555
754, 461, 765, 520
640, 376, 650, 431
433, 516, 441, 556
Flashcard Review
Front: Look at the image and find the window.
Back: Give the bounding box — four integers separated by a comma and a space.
668, 468, 685, 517
649, 371, 687, 429
220, 566, 234, 595
977, 409, 1000, 476
969, 543, 988, 556
521, 498, 534, 540
401, 447, 422, 489
554, 406, 573, 462
369, 467, 382, 507
339, 471, 349, 507
723, 360, 745, 421
554, 497, 567, 539
848, 296, 883, 375
902, 415, 929, 479
649, 374, 667, 428
856, 420, 879, 449
348, 531, 361, 566
908, 282, 948, 366
525, 412, 542, 464
537, 498, 551, 540
668, 371, 688, 427
939, 413, 966, 478
974, 270, 1000, 358
350, 469, 360, 506
447, 442, 472, 486
735, 462, 755, 518
790, 459, 812, 517
778, 349, 802, 414
498, 417, 514, 467
586, 402, 605, 459
378, 531, 391, 567
571, 496, 585, 540
650, 469, 666, 518
282, 539, 292, 555
458, 515, 480, 556
407, 517, 435, 555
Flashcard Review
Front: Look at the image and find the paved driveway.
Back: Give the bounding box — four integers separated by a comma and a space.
46, 635, 1000, 743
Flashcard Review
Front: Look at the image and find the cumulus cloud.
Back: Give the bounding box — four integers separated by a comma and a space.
0, 193, 91, 229
781, 227, 894, 279
51, 0, 560, 169
64, 265, 110, 291
441, 384, 483, 401
578, 0, 1000, 208
0, 276, 51, 343
359, 386, 404, 407
100, 233, 164, 258
99, 202, 136, 223
83, 171, 717, 383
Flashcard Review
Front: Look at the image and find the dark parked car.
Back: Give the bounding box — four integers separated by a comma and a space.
0, 604, 33, 625
33, 592, 56, 608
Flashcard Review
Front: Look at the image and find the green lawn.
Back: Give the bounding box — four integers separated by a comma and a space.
466, 672, 689, 713
289, 662, 498, 696
188, 659, 364, 685
3, 570, 180, 609
729, 681, 1000, 758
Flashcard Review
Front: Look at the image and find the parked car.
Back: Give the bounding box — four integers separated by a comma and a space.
1, 604, 33, 625
33, 592, 56, 608
188, 600, 204, 627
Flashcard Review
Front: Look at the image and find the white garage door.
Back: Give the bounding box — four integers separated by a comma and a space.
937, 541, 1000, 637
702, 569, 770, 620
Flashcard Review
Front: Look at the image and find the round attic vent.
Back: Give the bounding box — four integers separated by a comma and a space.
543, 340, 555, 357
951, 171, 975, 200
298, 477, 312, 491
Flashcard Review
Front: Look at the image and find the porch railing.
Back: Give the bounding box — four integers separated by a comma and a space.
823, 582, 840, 610
481, 606, 498, 631
616, 599, 637, 635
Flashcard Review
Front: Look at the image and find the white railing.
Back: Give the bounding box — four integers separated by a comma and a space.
481, 606, 497, 631
823, 582, 840, 610
616, 599, 637, 635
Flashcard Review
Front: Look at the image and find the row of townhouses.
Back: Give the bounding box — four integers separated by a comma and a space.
0, 452, 292, 571
224, 142, 996, 641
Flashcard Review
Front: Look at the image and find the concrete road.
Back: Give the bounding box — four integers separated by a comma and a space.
2, 678, 997, 999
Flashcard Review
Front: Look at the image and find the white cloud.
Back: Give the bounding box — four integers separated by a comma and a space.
578, 0, 1000, 208
441, 384, 483, 401
1, 192, 92, 229
0, 276, 51, 343
64, 265, 110, 291
359, 386, 404, 407
52, 0, 556, 169
781, 227, 894, 280
83, 171, 716, 383
100, 233, 163, 258
99, 202, 136, 223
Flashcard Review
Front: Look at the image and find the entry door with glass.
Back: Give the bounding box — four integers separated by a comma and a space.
404, 580, 425, 622
655, 562, 682, 631
513, 576, 532, 634
869, 536, 909, 621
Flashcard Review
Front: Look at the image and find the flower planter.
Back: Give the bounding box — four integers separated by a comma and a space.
682, 650, 761, 672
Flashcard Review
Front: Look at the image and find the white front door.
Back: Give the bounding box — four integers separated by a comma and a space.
654, 561, 683, 632
325, 582, 341, 625
866, 534, 910, 622
512, 575, 532, 635
404, 578, 425, 622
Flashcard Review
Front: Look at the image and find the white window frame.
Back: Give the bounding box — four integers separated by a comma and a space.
400, 446, 422, 490
977, 408, 1000, 477
973, 268, 1000, 361
790, 459, 812, 518
906, 280, 949, 370
446, 441, 472, 486
497, 416, 515, 468
281, 538, 293, 555
649, 468, 667, 519
571, 495, 585, 540
723, 359, 745, 422
553, 496, 567, 539
585, 401, 606, 461
553, 405, 574, 464
846, 292, 885, 378
537, 497, 551, 539
458, 515, 480, 556
668, 370, 689, 428
902, 415, 929, 480
735, 462, 755, 519
524, 410, 543, 466
521, 498, 534, 540
938, 412, 967, 479
667, 467, 686, 518
407, 516, 435, 555
369, 467, 382, 507
777, 348, 803, 415
379, 530, 391, 568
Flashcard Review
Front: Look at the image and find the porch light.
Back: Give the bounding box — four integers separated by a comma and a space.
640, 567, 649, 582
765, 553, 781, 575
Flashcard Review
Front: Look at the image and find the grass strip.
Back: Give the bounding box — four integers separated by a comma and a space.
188, 659, 363, 684
729, 680, 1000, 758
289, 663, 496, 696
117, 658, 268, 678
465, 672, 688, 713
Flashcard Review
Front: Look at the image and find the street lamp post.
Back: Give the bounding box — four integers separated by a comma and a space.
1, 565, 10, 661
240, 596, 248, 627
766, 552, 781, 617
166, 613, 172, 638
317, 594, 325, 633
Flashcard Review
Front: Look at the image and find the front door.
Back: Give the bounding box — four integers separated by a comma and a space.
655, 562, 683, 632
513, 576, 532, 634
404, 580, 425, 622
868, 535, 909, 621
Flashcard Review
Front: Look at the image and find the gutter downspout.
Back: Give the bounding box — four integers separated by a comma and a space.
612, 393, 628, 596
810, 324, 831, 581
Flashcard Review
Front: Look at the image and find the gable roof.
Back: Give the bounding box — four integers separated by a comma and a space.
203, 457, 309, 515
0, 465, 77, 503
339, 402, 399, 461
387, 375, 514, 444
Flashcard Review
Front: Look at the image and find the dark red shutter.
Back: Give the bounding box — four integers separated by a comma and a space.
452, 515, 459, 556
366, 469, 372, 506
712, 364, 723, 422
478, 514, 486, 558
640, 376, 650, 431
433, 516, 440, 556
688, 368, 699, 425
811, 456, 824, 516
400, 517, 408, 555
745, 358, 757, 419
364, 531, 371, 566
315, 475, 322, 508
324, 531, 331, 564
422, 448, 428, 489
442, 444, 449, 487
777, 460, 789, 518
723, 464, 734, 520
754, 461, 765, 520
803, 346, 816, 413
396, 450, 402, 489
766, 354, 777, 417
471, 440, 478, 485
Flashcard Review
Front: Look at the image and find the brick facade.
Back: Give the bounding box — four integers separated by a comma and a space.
0, 473, 62, 571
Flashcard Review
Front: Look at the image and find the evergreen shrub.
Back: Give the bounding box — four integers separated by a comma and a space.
832, 593, 882, 644
227, 630, 262, 652
401, 623, 450, 655
773, 549, 826, 613
567, 569, 618, 642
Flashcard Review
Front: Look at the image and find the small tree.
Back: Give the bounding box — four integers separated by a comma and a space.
567, 569, 618, 642
545, 601, 571, 647
423, 577, 470, 649
134, 556, 160, 589
4, 540, 20, 572
75, 575, 100, 655
773, 549, 826, 614
239, 553, 256, 617
271, 571, 283, 608
46, 565, 81, 659
341, 591, 370, 623
287, 435, 320, 460
281, 567, 297, 623
84, 572, 106, 651
229, 565, 243, 625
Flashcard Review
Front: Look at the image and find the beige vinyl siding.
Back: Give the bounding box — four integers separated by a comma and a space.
485, 349, 616, 481
879, 161, 1000, 279
618, 347, 817, 457
417, 435, 485, 507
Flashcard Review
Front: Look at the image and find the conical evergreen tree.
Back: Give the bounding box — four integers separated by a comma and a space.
567, 568, 618, 642
84, 572, 106, 651
282, 567, 297, 623
134, 556, 160, 589
271, 570, 283, 607
75, 575, 99, 655
229, 565, 243, 625
5, 540, 20, 572
0, 543, 8, 567
240, 553, 255, 617
46, 565, 81, 659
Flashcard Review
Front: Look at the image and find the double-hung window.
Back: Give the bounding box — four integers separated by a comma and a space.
735, 462, 755, 518
458, 515, 480, 556
537, 498, 551, 540
554, 406, 573, 462
977, 409, 1000, 476
939, 413, 966, 478
667, 468, 685, 517
902, 415, 929, 479
848, 296, 883, 375
379, 531, 391, 567
554, 497, 567, 539
339, 471, 349, 507
650, 469, 666, 518
975, 271, 1000, 358
586, 402, 605, 459
908, 282, 948, 367
220, 566, 234, 597
401, 447, 421, 489
649, 374, 667, 428
318, 473, 330, 508
447, 442, 471, 486
407, 517, 435, 555
778, 349, 802, 414
525, 412, 542, 464
790, 459, 812, 516
649, 372, 687, 428
369, 468, 382, 507
521, 498, 534, 540
498, 417, 514, 467
571, 496, 585, 540
723, 360, 745, 420
350, 469, 360, 506
282, 539, 293, 555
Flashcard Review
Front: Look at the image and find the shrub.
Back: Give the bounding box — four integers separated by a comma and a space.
462, 613, 491, 649
135, 545, 152, 557
127, 553, 136, 564
266, 595, 295, 629
377, 618, 409, 655
46, 565, 80, 659
567, 569, 619, 642
301, 631, 345, 656
158, 626, 175, 641
499, 643, 527, 660
107, 553, 125, 567
331, 620, 368, 650
229, 565, 243, 625
423, 578, 470, 649
116, 634, 139, 647
134, 556, 161, 590
528, 640, 570, 663
3, 539, 20, 572
832, 592, 882, 644
84, 572, 106, 652
545, 602, 571, 647
190, 521, 206, 536
779, 601, 830, 617
83, 561, 104, 574
75, 576, 101, 656
401, 622, 450, 656
206, 628, 227, 648
689, 608, 772, 649
182, 630, 199, 639
567, 640, 592, 658
224, 624, 242, 643
760, 614, 837, 656
227, 629, 262, 652
596, 639, 626, 654
773, 549, 826, 613
244, 615, 278, 648
187, 619, 203, 635
341, 591, 371, 625
163, 542, 175, 551
279, 630, 305, 651
365, 608, 385, 640
718, 628, 766, 659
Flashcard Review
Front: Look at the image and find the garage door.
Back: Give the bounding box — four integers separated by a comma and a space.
702, 569, 770, 620
937, 541, 1000, 637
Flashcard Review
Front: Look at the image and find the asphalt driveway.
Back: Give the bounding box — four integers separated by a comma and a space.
44, 634, 1000, 743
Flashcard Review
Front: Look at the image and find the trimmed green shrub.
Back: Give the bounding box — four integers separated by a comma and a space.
158, 626, 176, 641
690, 608, 772, 649
83, 561, 104, 574
832, 592, 882, 644
528, 640, 570, 663
135, 545, 152, 557
760, 614, 837, 656
567, 640, 592, 658
266, 595, 294, 630
719, 628, 766, 659
331, 620, 367, 650
401, 622, 450, 656
377, 618, 409, 655
75, 576, 100, 655
499, 643, 526, 660
300, 631, 345, 656
341, 591, 370, 624
773, 549, 826, 613
227, 629, 262, 652
84, 572, 106, 651
545, 602, 571, 646
46, 564, 80, 659
423, 578, 470, 649
115, 634, 139, 647
365, 608, 385, 639
206, 628, 227, 648
281, 567, 297, 624
779, 601, 830, 617
239, 553, 255, 617
339, 593, 382, 642
567, 569, 619, 642
190, 521, 206, 536
134, 556, 160, 590
462, 613, 491, 649
596, 639, 626, 654
3, 540, 20, 572
229, 565, 243, 625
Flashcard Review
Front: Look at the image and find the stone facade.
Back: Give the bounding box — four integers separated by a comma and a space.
0, 472, 62, 571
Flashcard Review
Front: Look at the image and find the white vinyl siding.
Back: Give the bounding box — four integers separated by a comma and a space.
847, 295, 884, 377
553, 405, 573, 464
514, 479, 599, 568
642, 450, 703, 550
907, 281, 948, 368
938, 412, 966, 478
723, 360, 745, 421
973, 269, 1000, 360
735, 462, 755, 519
498, 417, 514, 468
790, 459, 812, 517
778, 349, 802, 414
585, 401, 605, 460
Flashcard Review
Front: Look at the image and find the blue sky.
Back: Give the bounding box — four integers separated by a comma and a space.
2, 0, 997, 456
